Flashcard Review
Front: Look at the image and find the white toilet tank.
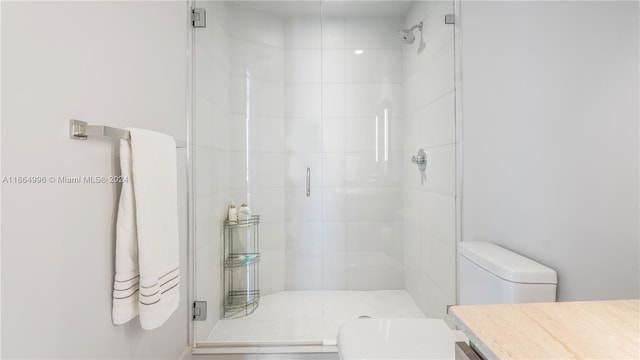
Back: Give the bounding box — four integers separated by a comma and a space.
458, 241, 557, 305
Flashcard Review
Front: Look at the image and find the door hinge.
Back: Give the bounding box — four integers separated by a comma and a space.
193, 301, 207, 321
445, 14, 455, 25
192, 8, 206, 28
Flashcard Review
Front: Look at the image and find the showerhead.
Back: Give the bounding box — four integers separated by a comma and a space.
397, 29, 415, 44
397, 21, 423, 45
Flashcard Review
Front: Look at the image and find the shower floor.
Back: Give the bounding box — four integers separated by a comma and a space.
207, 290, 424, 343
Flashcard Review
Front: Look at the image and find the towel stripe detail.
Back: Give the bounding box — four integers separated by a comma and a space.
138, 269, 179, 307
114, 282, 139, 291
114, 274, 140, 283
159, 267, 179, 279
161, 282, 179, 294
160, 274, 179, 288
140, 290, 159, 297
139, 267, 179, 289
113, 288, 139, 300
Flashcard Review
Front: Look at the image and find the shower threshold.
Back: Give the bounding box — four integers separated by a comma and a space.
199, 290, 424, 348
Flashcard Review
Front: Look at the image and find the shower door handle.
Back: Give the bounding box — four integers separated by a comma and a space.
306, 167, 311, 197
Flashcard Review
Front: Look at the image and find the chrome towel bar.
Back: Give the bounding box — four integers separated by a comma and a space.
69, 119, 186, 148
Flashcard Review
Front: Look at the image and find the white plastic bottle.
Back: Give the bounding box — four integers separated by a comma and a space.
238, 203, 251, 221
228, 202, 237, 223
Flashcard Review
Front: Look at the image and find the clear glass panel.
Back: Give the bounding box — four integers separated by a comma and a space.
192, 0, 457, 347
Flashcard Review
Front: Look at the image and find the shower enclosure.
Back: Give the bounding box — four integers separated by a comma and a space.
190, 0, 458, 349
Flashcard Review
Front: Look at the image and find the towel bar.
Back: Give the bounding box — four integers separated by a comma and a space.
69, 119, 186, 148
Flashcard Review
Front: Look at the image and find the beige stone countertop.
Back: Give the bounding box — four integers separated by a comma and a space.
449, 299, 640, 360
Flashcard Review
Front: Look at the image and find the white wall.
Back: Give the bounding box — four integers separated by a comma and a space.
461, 1, 639, 301
402, 1, 457, 326
1, 1, 190, 358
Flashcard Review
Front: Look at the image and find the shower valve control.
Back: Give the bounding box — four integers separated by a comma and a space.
411, 149, 427, 172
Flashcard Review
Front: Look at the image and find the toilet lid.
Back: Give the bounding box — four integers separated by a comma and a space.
337, 318, 457, 360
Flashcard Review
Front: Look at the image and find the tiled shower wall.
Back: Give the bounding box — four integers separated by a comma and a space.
402, 1, 457, 327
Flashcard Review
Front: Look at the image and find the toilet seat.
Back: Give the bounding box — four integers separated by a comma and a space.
337, 318, 457, 360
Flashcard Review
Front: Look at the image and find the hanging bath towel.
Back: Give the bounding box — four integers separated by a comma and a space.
112, 128, 180, 330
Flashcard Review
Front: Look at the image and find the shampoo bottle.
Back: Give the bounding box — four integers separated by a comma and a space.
238, 203, 251, 221
227, 202, 237, 223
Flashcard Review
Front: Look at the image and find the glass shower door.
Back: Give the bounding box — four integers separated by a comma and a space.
190, 0, 458, 347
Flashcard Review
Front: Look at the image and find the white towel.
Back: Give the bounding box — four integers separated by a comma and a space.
112, 128, 180, 330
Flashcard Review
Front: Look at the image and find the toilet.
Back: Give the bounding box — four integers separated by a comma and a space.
337, 241, 558, 359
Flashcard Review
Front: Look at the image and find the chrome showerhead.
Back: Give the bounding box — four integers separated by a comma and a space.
398, 21, 423, 45
397, 29, 415, 44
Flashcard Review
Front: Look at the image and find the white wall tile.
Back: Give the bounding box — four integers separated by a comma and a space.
285, 84, 322, 118
323, 187, 346, 222
322, 49, 346, 83
212, 149, 231, 194
229, 114, 247, 152
423, 233, 456, 301
195, 194, 215, 251
322, 153, 345, 187
322, 84, 345, 118
249, 152, 285, 189
249, 116, 285, 152
346, 187, 403, 222
195, 146, 214, 196
229, 150, 248, 190
284, 16, 322, 49
345, 151, 404, 187
286, 222, 322, 256
285, 257, 322, 290
345, 84, 403, 118
195, 94, 215, 148
420, 192, 456, 247
347, 221, 403, 256
344, 17, 404, 49
261, 248, 285, 295
346, 116, 403, 152
228, 2, 284, 47
230, 76, 284, 117
230, 39, 284, 82
404, 41, 454, 116
285, 49, 321, 83
322, 117, 346, 152
250, 187, 285, 224
285, 117, 322, 152
322, 254, 347, 290
284, 187, 322, 222
260, 222, 285, 250
345, 49, 403, 84
321, 16, 345, 49
346, 253, 403, 290
415, 91, 456, 148
323, 222, 347, 254
196, 46, 230, 110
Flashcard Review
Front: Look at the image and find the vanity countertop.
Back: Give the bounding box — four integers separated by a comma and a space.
449, 299, 639, 360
